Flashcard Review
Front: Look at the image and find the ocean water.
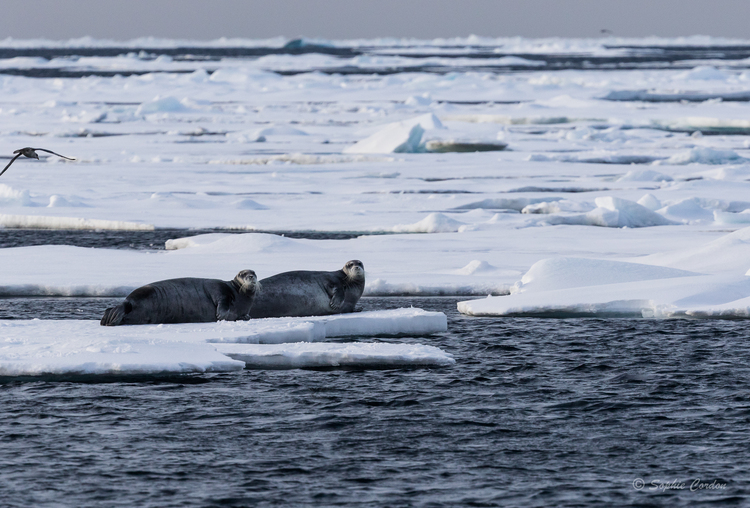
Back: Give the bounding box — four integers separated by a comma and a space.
0, 229, 378, 250
0, 296, 747, 507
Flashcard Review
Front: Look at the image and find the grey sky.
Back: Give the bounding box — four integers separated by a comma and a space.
4, 0, 750, 41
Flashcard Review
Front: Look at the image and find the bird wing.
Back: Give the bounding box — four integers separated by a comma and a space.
31, 148, 75, 160
0, 153, 22, 177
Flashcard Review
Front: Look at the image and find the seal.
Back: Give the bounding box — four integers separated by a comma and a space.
100, 270, 259, 326
249, 260, 365, 318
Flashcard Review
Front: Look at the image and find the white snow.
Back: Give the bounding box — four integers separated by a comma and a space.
216, 342, 455, 369
459, 225, 750, 318
0, 309, 450, 376
343, 113, 443, 154
0, 214, 154, 230
534, 197, 677, 228
392, 212, 466, 233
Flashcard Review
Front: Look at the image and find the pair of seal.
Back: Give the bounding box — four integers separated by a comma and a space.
100, 270, 258, 326
249, 260, 365, 318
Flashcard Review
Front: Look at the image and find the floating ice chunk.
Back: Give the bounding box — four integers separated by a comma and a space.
254, 126, 309, 137
0, 308, 450, 376
0, 56, 49, 68
714, 210, 750, 225
492, 56, 546, 66
443, 114, 573, 125
675, 65, 729, 81
657, 198, 714, 224
216, 342, 455, 369
564, 126, 596, 140
457, 274, 750, 318
0, 214, 153, 230
593, 196, 677, 227
453, 197, 562, 212
208, 67, 276, 83
47, 195, 89, 208
538, 95, 597, 108
617, 169, 673, 182
392, 212, 466, 233
405, 93, 433, 106
165, 232, 300, 253
529, 152, 663, 165
423, 139, 507, 153
225, 130, 267, 143
697, 165, 750, 181
307, 308, 447, 337
457, 258, 716, 318
456, 260, 497, 275
165, 233, 230, 250
0, 184, 35, 207
0, 321, 244, 377
185, 68, 209, 82
343, 113, 442, 154
206, 321, 326, 344
521, 199, 592, 214
513, 257, 700, 294
662, 147, 748, 165
653, 117, 750, 135
136, 96, 191, 115
231, 198, 269, 210
637, 194, 662, 211
283, 38, 334, 49
345, 123, 424, 154
541, 197, 675, 228
604, 91, 750, 102
364, 279, 511, 297
641, 226, 750, 275
61, 110, 107, 123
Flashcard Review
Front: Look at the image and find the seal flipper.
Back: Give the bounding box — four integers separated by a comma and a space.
329, 285, 344, 312
216, 295, 235, 321
100, 301, 132, 326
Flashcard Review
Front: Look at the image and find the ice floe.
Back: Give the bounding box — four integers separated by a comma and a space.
0, 309, 450, 376
536, 197, 677, 228
392, 212, 466, 233
459, 226, 750, 318
0, 214, 154, 230
217, 342, 454, 369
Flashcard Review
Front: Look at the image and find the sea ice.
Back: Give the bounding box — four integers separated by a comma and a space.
0, 309, 450, 376
343, 113, 443, 154
216, 342, 455, 369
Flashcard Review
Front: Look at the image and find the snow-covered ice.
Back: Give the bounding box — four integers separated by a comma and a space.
0, 309, 449, 376
216, 342, 455, 369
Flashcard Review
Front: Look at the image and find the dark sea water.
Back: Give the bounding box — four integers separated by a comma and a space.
1, 296, 748, 507
0, 229, 377, 250
2, 41, 750, 77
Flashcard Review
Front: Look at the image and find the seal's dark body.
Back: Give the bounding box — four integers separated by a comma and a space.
101, 275, 256, 326
249, 268, 364, 318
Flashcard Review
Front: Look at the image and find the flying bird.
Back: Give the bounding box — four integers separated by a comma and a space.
0, 147, 76, 177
